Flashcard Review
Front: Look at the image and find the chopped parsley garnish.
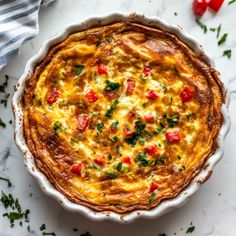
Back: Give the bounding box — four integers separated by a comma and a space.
96, 121, 104, 133
135, 152, 151, 167
125, 119, 146, 147
109, 136, 118, 143
106, 171, 117, 179
0, 177, 12, 187
138, 137, 146, 145
96, 39, 102, 47
222, 49, 232, 59
53, 121, 62, 134
142, 102, 147, 108
186, 226, 195, 234
104, 80, 120, 92
37, 98, 42, 106
218, 33, 228, 45
154, 125, 164, 135
166, 114, 179, 127
75, 64, 84, 76
105, 37, 111, 43
229, 0, 236, 4
149, 192, 156, 203
111, 120, 119, 129
108, 154, 112, 160
196, 19, 207, 34
1, 191, 30, 228
116, 162, 126, 173
0, 75, 9, 93
105, 100, 119, 118
0, 118, 6, 128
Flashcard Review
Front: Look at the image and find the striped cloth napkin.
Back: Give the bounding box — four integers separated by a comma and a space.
0, 0, 55, 71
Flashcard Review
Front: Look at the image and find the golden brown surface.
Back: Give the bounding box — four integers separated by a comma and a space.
23, 22, 224, 213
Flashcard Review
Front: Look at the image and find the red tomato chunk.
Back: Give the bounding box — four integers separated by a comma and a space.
77, 114, 90, 132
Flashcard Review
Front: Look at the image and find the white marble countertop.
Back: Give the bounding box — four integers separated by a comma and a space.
0, 0, 236, 235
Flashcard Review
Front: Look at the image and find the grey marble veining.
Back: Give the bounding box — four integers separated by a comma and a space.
0, 0, 236, 235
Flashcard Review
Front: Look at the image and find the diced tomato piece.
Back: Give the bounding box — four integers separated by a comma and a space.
149, 181, 159, 193
126, 78, 135, 95
77, 114, 90, 132
110, 127, 116, 133
193, 0, 208, 16
97, 64, 108, 75
146, 89, 159, 100
71, 163, 83, 176
180, 87, 194, 102
145, 144, 158, 157
143, 66, 151, 77
123, 127, 134, 137
122, 156, 132, 164
165, 131, 181, 143
144, 114, 155, 123
94, 156, 106, 166
85, 89, 98, 103
127, 111, 135, 119
47, 88, 60, 105
208, 0, 224, 12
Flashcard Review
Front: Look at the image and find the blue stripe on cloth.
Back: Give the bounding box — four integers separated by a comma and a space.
0, 0, 55, 70
0, 19, 37, 38
0, 0, 38, 15
0, 31, 36, 53
0, 5, 40, 24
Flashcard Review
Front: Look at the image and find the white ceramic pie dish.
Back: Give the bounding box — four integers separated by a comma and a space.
12, 12, 231, 223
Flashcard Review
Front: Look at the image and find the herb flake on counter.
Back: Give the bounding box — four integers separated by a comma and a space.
216, 24, 222, 38
0, 118, 6, 128
223, 49, 232, 58
81, 232, 92, 236
229, 0, 236, 4
0, 75, 9, 93
0, 192, 30, 228
218, 33, 228, 45
0, 176, 12, 187
186, 222, 195, 234
196, 19, 207, 33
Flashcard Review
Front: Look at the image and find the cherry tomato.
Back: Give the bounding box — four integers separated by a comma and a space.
208, 0, 224, 12
180, 87, 194, 102
71, 163, 83, 176
143, 66, 151, 77
77, 114, 90, 132
193, 0, 208, 16
149, 181, 159, 193
97, 64, 108, 75
126, 78, 135, 95
144, 114, 155, 123
47, 88, 60, 105
145, 144, 159, 157
146, 89, 159, 100
165, 131, 181, 143
122, 156, 132, 164
85, 89, 98, 103
123, 127, 134, 137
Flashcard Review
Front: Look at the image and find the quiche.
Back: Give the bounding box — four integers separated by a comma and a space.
23, 22, 224, 213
